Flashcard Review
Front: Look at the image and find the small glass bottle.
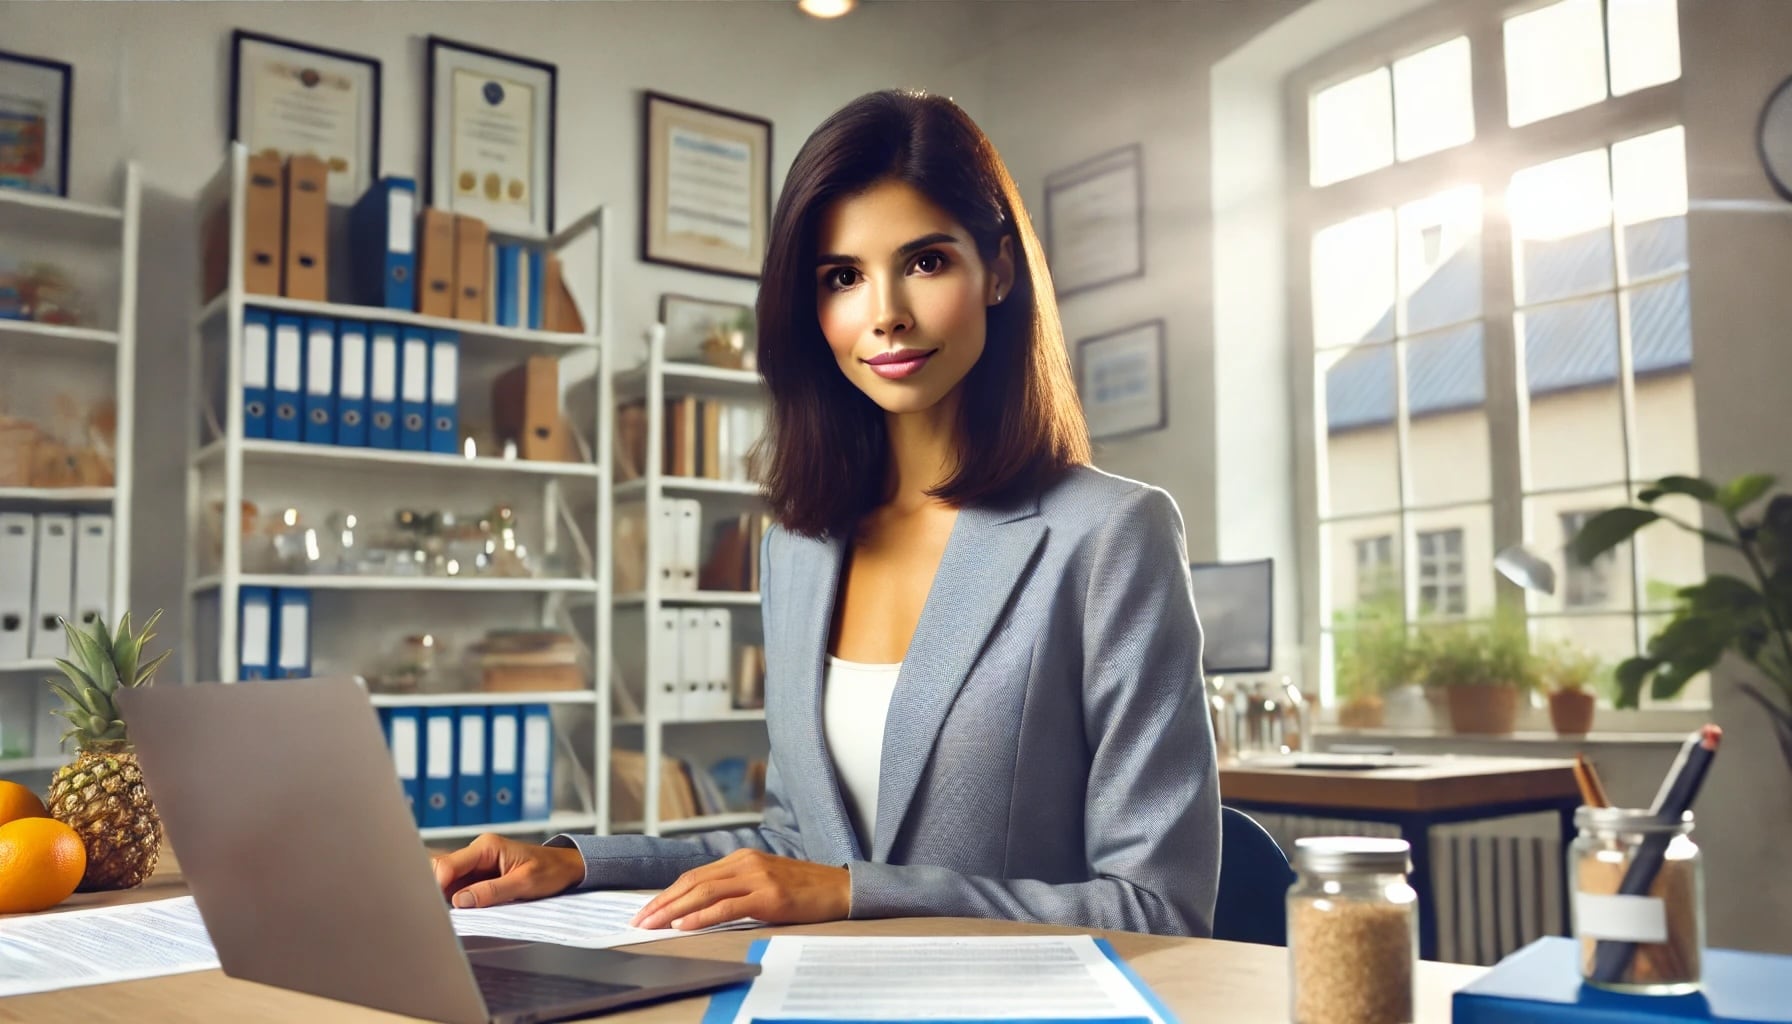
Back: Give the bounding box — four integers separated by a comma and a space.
1570, 807, 1704, 994
1288, 837, 1417, 1024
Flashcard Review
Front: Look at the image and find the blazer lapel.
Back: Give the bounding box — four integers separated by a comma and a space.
779, 529, 861, 864
872, 496, 1046, 861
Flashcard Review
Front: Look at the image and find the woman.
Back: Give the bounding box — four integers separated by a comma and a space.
434, 89, 1219, 937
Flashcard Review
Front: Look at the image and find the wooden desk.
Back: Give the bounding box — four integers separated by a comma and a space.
2, 860, 1485, 1023
1220, 755, 1582, 961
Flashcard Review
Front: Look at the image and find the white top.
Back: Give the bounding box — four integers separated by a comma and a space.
822, 654, 902, 851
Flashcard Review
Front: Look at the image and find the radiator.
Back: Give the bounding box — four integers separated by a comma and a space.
1251, 811, 1566, 966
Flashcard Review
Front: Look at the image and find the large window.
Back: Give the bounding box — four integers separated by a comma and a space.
1300, 0, 1702, 708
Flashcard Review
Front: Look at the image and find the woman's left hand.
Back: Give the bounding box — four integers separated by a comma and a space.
628, 849, 851, 931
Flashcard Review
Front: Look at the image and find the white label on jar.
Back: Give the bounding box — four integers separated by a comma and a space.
1575, 892, 1668, 943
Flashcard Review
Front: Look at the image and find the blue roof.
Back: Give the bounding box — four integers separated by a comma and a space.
1326, 217, 1691, 433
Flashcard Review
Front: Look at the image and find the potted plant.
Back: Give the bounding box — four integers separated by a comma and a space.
1539, 641, 1602, 736
1418, 614, 1539, 735
1570, 472, 1792, 773
1332, 595, 1411, 729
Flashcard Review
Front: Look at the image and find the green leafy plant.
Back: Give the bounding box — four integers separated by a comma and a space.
1332, 593, 1412, 702
1537, 639, 1605, 696
1569, 472, 1792, 770
1414, 612, 1540, 691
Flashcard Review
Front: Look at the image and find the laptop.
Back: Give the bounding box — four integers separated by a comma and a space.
120, 677, 759, 1024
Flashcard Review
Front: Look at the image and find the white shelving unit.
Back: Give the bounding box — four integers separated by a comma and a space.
611, 331, 768, 836
181, 143, 614, 838
0, 167, 141, 780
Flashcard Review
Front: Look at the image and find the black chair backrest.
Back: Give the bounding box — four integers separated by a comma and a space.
1213, 805, 1296, 946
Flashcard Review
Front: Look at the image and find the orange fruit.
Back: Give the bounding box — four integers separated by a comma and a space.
0, 780, 49, 826
0, 817, 87, 913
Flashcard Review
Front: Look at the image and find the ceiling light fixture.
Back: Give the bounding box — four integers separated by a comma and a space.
798, 0, 857, 19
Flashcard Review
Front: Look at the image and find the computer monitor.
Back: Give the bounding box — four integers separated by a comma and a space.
1188, 558, 1274, 675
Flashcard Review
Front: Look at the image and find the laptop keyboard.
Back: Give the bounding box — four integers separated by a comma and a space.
472, 962, 635, 1016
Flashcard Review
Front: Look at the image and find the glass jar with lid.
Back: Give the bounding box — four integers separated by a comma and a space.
1287, 836, 1417, 1024
1570, 807, 1704, 994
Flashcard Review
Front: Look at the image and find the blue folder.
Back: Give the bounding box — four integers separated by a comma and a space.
487, 706, 523, 824
302, 317, 336, 445
494, 244, 520, 328
368, 324, 401, 449
348, 177, 418, 311
399, 327, 431, 451
273, 588, 311, 679
335, 320, 370, 447
421, 707, 457, 829
242, 307, 272, 439
520, 703, 553, 821
698, 938, 1176, 1024
1454, 937, 1792, 1024
454, 706, 490, 827
525, 247, 544, 331
270, 314, 305, 442
237, 586, 275, 681
428, 330, 459, 455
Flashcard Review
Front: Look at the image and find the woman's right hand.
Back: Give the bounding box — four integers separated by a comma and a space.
432, 833, 587, 908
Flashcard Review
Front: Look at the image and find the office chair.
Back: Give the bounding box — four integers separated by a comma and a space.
1213, 805, 1296, 946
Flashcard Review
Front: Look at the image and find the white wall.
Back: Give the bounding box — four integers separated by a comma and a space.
0, 0, 993, 678
1679, 0, 1792, 956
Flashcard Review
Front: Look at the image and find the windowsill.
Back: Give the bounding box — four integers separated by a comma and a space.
1312, 724, 1691, 748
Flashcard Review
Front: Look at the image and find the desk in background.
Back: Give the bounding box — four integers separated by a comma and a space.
1220, 754, 1581, 963
1, 857, 1485, 1023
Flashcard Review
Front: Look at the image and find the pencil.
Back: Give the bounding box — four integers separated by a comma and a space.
1574, 753, 1611, 808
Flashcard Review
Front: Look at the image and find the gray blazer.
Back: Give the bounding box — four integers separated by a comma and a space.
551, 465, 1220, 936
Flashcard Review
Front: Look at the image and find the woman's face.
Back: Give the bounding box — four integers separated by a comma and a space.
814, 179, 1013, 418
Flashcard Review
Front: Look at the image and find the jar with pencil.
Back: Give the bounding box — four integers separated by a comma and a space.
1567, 726, 1720, 994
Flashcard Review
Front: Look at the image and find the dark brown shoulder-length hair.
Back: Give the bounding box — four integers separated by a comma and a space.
754, 89, 1090, 539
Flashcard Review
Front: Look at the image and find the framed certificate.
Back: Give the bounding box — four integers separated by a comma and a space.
642, 92, 772, 279
229, 31, 381, 206
0, 48, 73, 197
426, 37, 556, 238
1045, 144, 1145, 298
1076, 319, 1167, 441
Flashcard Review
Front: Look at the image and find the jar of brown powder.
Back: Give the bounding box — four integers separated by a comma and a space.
1287, 837, 1416, 1024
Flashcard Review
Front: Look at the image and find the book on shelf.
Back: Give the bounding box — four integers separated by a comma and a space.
610, 748, 699, 823
613, 397, 764, 484
699, 513, 771, 592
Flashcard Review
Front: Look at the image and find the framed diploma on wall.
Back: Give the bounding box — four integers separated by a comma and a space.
426, 37, 557, 238
642, 91, 772, 279
1044, 144, 1145, 298
229, 30, 380, 206
0, 48, 72, 197
1076, 319, 1167, 441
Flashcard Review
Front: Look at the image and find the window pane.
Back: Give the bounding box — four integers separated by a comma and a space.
1530, 615, 1636, 704
1613, 126, 1688, 280
1505, 0, 1608, 126
1394, 37, 1475, 161
1521, 295, 1625, 490
1326, 517, 1404, 623
1510, 149, 1614, 304
1313, 210, 1396, 349
1321, 345, 1401, 516
1527, 487, 1634, 614
1609, 0, 1681, 96
1312, 67, 1394, 186
1398, 185, 1482, 333
1635, 493, 1706, 611
1409, 504, 1493, 618
1405, 325, 1490, 505
1630, 278, 1697, 481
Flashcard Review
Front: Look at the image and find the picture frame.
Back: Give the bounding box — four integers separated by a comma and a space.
0, 48, 73, 197
642, 91, 772, 279
1076, 319, 1167, 441
426, 36, 557, 237
1044, 144, 1145, 298
660, 293, 756, 368
229, 30, 381, 206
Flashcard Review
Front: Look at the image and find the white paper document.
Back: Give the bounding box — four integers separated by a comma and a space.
450, 889, 761, 947
0, 897, 219, 997
0, 891, 755, 998
727, 936, 1168, 1024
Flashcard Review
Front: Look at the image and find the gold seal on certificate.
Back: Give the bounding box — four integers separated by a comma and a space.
427, 38, 557, 237
229, 31, 381, 206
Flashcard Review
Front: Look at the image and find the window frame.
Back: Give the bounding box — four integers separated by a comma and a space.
1287, 0, 1703, 724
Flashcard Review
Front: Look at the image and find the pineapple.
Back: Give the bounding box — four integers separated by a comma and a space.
44, 611, 172, 892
